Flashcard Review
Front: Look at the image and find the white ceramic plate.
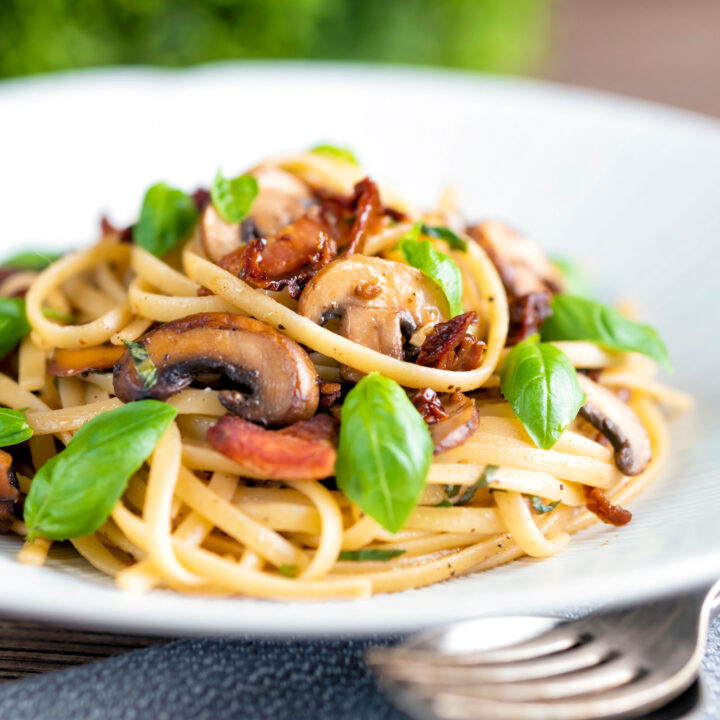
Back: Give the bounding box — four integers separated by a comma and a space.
1, 63, 718, 637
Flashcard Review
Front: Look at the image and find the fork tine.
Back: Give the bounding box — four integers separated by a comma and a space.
408, 657, 638, 702
370, 641, 610, 684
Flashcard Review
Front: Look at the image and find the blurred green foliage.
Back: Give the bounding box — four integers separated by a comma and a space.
0, 0, 549, 79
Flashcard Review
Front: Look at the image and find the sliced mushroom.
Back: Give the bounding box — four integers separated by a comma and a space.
576, 373, 651, 475
48, 344, 125, 377
113, 312, 319, 427
0, 449, 19, 533
428, 393, 479, 454
297, 255, 449, 380
467, 221, 563, 297
207, 413, 336, 481
201, 168, 315, 263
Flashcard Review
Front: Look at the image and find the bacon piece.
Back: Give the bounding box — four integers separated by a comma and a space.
584, 486, 632, 526
0, 450, 19, 533
191, 188, 211, 211
506, 291, 552, 345
48, 344, 125, 377
207, 414, 337, 481
345, 178, 384, 254
416, 312, 485, 371
319, 381, 342, 411
100, 216, 133, 243
409, 388, 448, 424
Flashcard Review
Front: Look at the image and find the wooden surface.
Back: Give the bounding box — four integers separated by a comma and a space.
0, 620, 167, 682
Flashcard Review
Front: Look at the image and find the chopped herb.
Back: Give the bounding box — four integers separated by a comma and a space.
420, 224, 467, 251
2, 251, 62, 271
455, 465, 499, 506
122, 341, 158, 390
278, 564, 298, 577
42, 307, 75, 323
338, 549, 406, 562
435, 499, 453, 507
530, 496, 560, 514
309, 144, 359, 166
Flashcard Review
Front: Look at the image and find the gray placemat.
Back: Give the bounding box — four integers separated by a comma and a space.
0, 616, 717, 720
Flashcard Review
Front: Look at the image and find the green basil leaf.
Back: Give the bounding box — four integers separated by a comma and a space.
541, 293, 671, 371
278, 564, 298, 577
0, 298, 31, 360
42, 306, 75, 323
23, 400, 177, 541
122, 340, 158, 390
210, 169, 259, 224
2, 251, 62, 271
500, 337, 585, 450
435, 499, 453, 507
134, 182, 199, 257
550, 257, 592, 297
309, 144, 359, 166
338, 548, 406, 561
420, 224, 467, 251
0, 408, 33, 447
335, 373, 433, 534
399, 232, 464, 317
455, 465, 498, 505
530, 496, 560, 514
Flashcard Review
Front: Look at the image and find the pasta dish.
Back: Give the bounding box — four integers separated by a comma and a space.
0, 148, 691, 600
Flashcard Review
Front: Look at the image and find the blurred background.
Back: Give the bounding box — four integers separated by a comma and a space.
1, 0, 719, 117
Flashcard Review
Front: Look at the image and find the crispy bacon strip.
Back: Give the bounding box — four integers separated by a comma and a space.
100, 216, 133, 243
207, 414, 337, 481
345, 178, 384, 254
409, 388, 448, 424
48, 344, 125, 377
319, 381, 342, 411
584, 486, 632, 526
0, 450, 19, 533
416, 312, 485, 371
506, 291, 552, 345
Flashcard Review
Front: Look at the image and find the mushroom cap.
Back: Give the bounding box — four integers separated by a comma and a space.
113, 312, 319, 427
576, 373, 651, 476
297, 255, 449, 380
298, 254, 449, 336
201, 168, 315, 263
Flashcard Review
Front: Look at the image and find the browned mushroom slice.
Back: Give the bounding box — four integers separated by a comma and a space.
467, 221, 563, 297
428, 393, 479, 454
0, 449, 19, 533
201, 168, 315, 263
576, 373, 651, 476
47, 344, 125, 377
113, 312, 319, 427
207, 413, 336, 481
297, 255, 449, 381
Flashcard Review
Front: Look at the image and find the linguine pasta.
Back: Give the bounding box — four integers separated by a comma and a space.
0, 149, 691, 600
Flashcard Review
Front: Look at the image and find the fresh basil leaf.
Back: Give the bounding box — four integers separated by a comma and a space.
122, 340, 158, 390
338, 548, 406, 561
2, 251, 62, 271
421, 224, 467, 251
24, 400, 177, 541
435, 499, 453, 507
134, 182, 199, 257
0, 298, 31, 360
550, 257, 592, 297
335, 373, 433, 534
500, 337, 585, 450
530, 496, 560, 514
42, 306, 75, 323
278, 564, 298, 577
455, 465, 498, 505
399, 232, 464, 317
210, 169, 259, 224
541, 293, 671, 371
309, 144, 359, 166
0, 408, 33, 447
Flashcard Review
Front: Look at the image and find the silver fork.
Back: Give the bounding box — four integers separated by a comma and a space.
367, 580, 720, 720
